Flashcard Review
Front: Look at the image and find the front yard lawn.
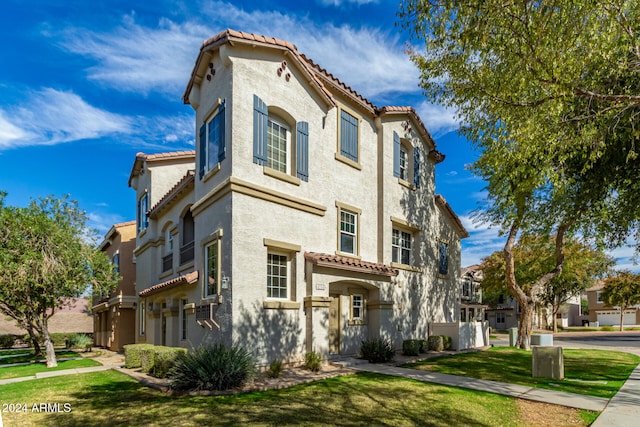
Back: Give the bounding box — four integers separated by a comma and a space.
0, 349, 81, 365
0, 370, 597, 426
0, 358, 101, 380
404, 347, 640, 398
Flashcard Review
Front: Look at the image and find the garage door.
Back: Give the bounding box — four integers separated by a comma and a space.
596, 310, 636, 326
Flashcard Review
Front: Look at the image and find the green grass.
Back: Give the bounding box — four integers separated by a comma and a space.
0, 370, 597, 426
0, 350, 81, 365
0, 358, 101, 380
558, 326, 640, 332
405, 347, 640, 398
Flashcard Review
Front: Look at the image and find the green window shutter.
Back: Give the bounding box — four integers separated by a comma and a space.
414, 147, 421, 188
393, 131, 401, 178
199, 123, 206, 179
296, 121, 309, 181
253, 95, 268, 165
340, 110, 358, 162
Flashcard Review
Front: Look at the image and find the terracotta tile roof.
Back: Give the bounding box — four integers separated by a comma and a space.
128, 151, 195, 187
139, 271, 199, 298
183, 29, 335, 108
462, 264, 482, 274
435, 194, 469, 238
148, 170, 195, 219
586, 281, 605, 292
301, 54, 376, 114
305, 252, 398, 277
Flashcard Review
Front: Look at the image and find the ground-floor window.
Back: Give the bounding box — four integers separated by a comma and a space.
267, 253, 289, 299
496, 312, 506, 324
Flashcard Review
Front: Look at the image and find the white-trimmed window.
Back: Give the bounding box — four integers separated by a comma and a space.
166, 229, 174, 254
340, 210, 358, 255
392, 229, 412, 265
399, 145, 408, 181
496, 312, 506, 324
267, 253, 289, 299
267, 117, 290, 173
351, 294, 364, 321
204, 240, 220, 298
596, 291, 603, 303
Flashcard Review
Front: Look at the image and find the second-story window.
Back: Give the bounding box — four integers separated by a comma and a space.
112, 252, 120, 275
399, 146, 408, 181
340, 209, 357, 255
438, 241, 449, 276
392, 229, 412, 265
180, 210, 195, 265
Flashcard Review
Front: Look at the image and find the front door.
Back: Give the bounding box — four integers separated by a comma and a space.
329, 295, 341, 354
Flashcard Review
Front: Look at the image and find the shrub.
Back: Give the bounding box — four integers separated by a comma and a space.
360, 338, 395, 363
123, 344, 155, 368
427, 336, 444, 352
66, 333, 93, 351
169, 343, 255, 391
0, 335, 16, 349
441, 335, 453, 350
140, 347, 157, 374
304, 352, 322, 372
267, 359, 284, 378
152, 347, 188, 378
601, 325, 615, 332
402, 339, 421, 356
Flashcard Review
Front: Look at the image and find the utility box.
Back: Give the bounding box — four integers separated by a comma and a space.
532, 346, 564, 380
508, 327, 518, 346
589, 322, 599, 327
530, 334, 553, 346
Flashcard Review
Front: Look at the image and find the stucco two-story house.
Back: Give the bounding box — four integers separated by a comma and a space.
92, 220, 137, 351
129, 29, 469, 365
587, 282, 640, 326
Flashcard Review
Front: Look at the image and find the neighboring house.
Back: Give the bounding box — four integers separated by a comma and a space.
0, 298, 93, 336
586, 282, 640, 326
485, 293, 521, 331
460, 265, 486, 323
129, 29, 469, 365
92, 221, 137, 351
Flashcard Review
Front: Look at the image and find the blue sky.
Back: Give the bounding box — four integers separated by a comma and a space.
0, 0, 636, 270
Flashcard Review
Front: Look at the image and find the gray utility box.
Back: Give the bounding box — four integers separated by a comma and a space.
530, 334, 553, 346
508, 328, 518, 346
532, 346, 564, 380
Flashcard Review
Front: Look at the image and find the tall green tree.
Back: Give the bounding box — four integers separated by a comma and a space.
399, 0, 640, 348
601, 271, 640, 331
0, 192, 118, 367
480, 235, 613, 336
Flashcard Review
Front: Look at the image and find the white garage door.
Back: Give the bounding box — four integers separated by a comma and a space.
596, 310, 636, 326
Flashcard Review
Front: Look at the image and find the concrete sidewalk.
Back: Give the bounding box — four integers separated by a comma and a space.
591, 363, 640, 427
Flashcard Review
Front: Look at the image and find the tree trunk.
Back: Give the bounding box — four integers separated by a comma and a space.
26, 326, 42, 357
620, 307, 625, 332
516, 299, 535, 349
41, 328, 57, 368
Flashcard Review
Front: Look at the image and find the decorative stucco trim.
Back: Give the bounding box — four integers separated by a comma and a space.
303, 296, 332, 308
263, 301, 301, 310
390, 216, 422, 232
263, 167, 301, 186
263, 238, 301, 253
192, 177, 326, 218
390, 262, 423, 273
202, 163, 221, 183
367, 300, 394, 310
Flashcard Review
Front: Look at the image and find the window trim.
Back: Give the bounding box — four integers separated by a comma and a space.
392, 228, 412, 266
336, 106, 361, 170
266, 115, 291, 174
336, 201, 361, 258
200, 98, 226, 179
348, 288, 368, 325
200, 229, 223, 300
137, 192, 149, 233
267, 252, 290, 300
263, 239, 300, 307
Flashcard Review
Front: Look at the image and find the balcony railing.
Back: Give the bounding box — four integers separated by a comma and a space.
180, 241, 194, 265
162, 253, 173, 272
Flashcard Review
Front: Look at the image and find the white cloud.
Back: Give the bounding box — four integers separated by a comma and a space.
459, 214, 505, 267
55, 15, 209, 95
53, 3, 420, 102
319, 0, 378, 5
0, 88, 132, 149
88, 211, 127, 237
416, 100, 459, 137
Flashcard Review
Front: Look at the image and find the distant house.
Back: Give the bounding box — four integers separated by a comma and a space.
128, 29, 471, 364
586, 282, 640, 326
0, 298, 93, 336
460, 265, 486, 323
92, 221, 137, 351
